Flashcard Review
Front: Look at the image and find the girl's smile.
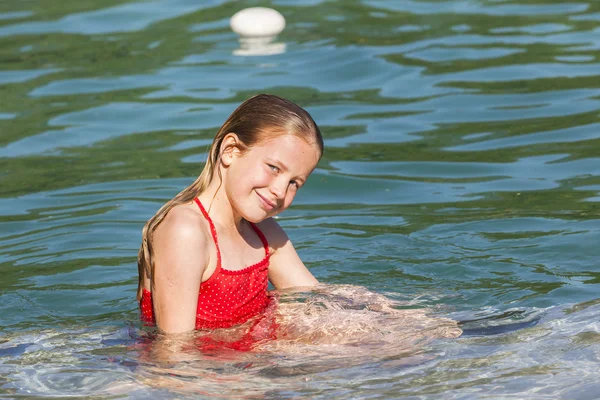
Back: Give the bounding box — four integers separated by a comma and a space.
256, 190, 277, 211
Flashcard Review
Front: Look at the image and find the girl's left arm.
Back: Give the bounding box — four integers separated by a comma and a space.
258, 218, 319, 289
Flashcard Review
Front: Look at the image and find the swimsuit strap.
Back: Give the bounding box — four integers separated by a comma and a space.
193, 198, 221, 269
249, 222, 270, 259
193, 198, 269, 264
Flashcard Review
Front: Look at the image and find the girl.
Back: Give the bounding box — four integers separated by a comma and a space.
137, 94, 323, 335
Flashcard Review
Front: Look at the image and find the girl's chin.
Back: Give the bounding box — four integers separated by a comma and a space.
247, 212, 272, 224
234, 197, 278, 223
239, 208, 271, 224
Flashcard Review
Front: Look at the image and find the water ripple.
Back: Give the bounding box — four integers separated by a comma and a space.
1, 0, 600, 397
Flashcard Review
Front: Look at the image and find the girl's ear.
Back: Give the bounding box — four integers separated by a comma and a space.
220, 133, 241, 167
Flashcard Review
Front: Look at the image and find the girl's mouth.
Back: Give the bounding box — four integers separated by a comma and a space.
256, 191, 276, 211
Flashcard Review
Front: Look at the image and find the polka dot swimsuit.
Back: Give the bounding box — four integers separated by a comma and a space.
139, 198, 272, 330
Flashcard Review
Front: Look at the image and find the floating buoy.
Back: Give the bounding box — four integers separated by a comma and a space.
230, 7, 286, 56
230, 7, 286, 38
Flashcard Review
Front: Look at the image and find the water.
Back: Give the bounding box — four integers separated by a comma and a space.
1, 0, 600, 397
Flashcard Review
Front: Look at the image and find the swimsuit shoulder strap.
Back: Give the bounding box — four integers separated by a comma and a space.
193, 198, 221, 268
249, 222, 270, 259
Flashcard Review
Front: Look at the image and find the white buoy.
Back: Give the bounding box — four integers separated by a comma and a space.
230, 7, 286, 56
230, 7, 285, 38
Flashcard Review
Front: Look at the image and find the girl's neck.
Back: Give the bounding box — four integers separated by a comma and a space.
198, 180, 245, 234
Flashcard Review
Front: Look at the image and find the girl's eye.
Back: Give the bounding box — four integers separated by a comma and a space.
290, 180, 299, 189
267, 164, 279, 173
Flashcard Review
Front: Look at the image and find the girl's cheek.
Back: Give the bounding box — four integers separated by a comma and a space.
284, 193, 296, 208
256, 170, 271, 185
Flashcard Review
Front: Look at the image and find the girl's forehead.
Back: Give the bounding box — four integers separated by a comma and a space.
253, 135, 320, 168
257, 134, 320, 154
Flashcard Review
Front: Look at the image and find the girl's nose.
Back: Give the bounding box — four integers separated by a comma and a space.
270, 177, 288, 199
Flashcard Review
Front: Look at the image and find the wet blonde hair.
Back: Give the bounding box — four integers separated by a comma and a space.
137, 94, 323, 300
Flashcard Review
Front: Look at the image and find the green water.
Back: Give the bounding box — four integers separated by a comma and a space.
1, 0, 600, 398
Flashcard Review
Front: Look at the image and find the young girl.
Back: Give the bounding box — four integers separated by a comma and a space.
137, 94, 323, 335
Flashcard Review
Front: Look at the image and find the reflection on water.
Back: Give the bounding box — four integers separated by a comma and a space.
1, 0, 600, 397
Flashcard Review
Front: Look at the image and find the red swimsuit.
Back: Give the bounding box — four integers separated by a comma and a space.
140, 198, 273, 330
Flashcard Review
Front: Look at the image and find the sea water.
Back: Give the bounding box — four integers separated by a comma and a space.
1, 0, 600, 398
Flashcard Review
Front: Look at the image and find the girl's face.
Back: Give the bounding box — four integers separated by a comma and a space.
224, 134, 321, 223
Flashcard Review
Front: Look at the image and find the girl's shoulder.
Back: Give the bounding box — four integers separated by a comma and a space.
154, 202, 211, 246
151, 202, 212, 280
255, 217, 290, 249
255, 217, 318, 289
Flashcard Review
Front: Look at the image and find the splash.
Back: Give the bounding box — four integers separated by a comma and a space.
129, 284, 462, 394
264, 284, 461, 350
0, 285, 462, 397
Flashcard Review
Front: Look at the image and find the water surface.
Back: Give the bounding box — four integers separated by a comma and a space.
1, 0, 600, 398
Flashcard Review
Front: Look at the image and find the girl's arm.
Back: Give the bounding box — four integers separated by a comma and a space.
151, 207, 209, 333
259, 218, 319, 289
